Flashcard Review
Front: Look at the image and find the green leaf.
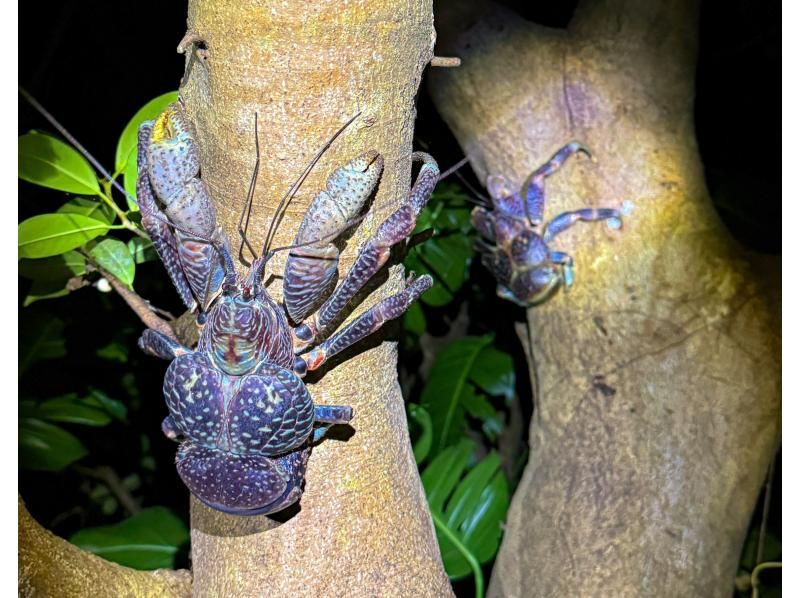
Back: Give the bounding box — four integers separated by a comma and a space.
421, 336, 493, 454
406, 234, 473, 307
19, 132, 100, 195
57, 196, 115, 224
421, 440, 475, 513
123, 151, 139, 212
19, 213, 112, 258
35, 393, 112, 426
97, 340, 130, 363
115, 91, 178, 172
471, 347, 515, 401
85, 389, 128, 421
19, 251, 86, 281
70, 507, 189, 570
438, 452, 509, 577
20, 313, 65, 374
127, 237, 158, 264
408, 404, 433, 465
90, 238, 135, 287
403, 301, 426, 336
19, 417, 87, 471
420, 441, 509, 590
23, 279, 71, 307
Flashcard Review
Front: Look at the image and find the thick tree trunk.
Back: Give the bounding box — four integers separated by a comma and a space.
178, 1, 452, 596
430, 1, 780, 596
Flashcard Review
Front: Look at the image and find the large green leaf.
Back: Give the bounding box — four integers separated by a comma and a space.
19, 313, 65, 374
70, 507, 189, 570
123, 152, 139, 211
19, 132, 100, 195
19, 417, 87, 471
403, 300, 426, 336
405, 182, 476, 307
115, 91, 178, 172
90, 238, 135, 287
470, 347, 515, 401
420, 441, 509, 594
57, 196, 115, 224
127, 237, 157, 264
19, 213, 112, 258
22, 279, 71, 307
421, 336, 492, 454
34, 393, 112, 427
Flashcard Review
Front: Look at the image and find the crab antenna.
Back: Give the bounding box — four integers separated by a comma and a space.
260, 111, 361, 259
437, 155, 470, 181
19, 87, 137, 207
237, 112, 261, 264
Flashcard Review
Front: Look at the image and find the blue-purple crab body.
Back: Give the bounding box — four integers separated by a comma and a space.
472, 142, 623, 306
138, 106, 439, 515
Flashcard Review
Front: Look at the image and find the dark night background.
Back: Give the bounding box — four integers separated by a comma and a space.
19, 0, 780, 590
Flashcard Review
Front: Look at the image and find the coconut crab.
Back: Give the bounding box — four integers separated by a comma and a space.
471, 142, 623, 306
137, 102, 439, 515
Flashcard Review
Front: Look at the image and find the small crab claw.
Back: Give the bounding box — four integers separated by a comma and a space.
283, 151, 385, 323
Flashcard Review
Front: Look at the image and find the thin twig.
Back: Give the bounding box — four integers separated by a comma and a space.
431, 56, 462, 68
73, 465, 142, 515
101, 269, 178, 341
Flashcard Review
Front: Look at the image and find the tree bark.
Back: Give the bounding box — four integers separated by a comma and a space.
19, 496, 191, 597
429, 1, 780, 596
178, 1, 452, 596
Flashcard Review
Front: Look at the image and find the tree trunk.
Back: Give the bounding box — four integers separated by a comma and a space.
178, 1, 452, 596
429, 1, 780, 596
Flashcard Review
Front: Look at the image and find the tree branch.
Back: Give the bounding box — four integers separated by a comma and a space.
430, 2, 780, 596
19, 496, 191, 597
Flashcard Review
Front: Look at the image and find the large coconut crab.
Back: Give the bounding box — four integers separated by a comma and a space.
136, 102, 438, 515
471, 142, 624, 306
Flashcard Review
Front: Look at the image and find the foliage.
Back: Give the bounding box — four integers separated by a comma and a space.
19, 92, 187, 562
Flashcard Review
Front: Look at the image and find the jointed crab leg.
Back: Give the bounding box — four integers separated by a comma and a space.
303, 273, 432, 371
542, 208, 621, 242
295, 153, 439, 344
520, 141, 592, 224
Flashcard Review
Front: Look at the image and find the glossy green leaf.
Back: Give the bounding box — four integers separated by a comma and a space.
408, 404, 433, 465
127, 237, 158, 264
35, 393, 112, 426
19, 251, 86, 281
421, 440, 474, 513
437, 452, 509, 578
19, 213, 112, 258
19, 417, 87, 471
421, 336, 492, 453
20, 313, 65, 374
85, 389, 128, 421
70, 507, 189, 570
57, 196, 115, 224
406, 234, 473, 307
115, 91, 178, 171
90, 238, 135, 287
19, 132, 100, 195
471, 347, 515, 400
123, 151, 139, 211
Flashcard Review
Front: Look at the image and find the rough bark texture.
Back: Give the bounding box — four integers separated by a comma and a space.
18, 496, 192, 597
430, 1, 780, 596
178, 1, 452, 596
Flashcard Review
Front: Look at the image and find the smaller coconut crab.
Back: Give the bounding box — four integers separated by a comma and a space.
471, 142, 623, 306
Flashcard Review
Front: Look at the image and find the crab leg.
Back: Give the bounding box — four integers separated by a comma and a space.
138, 329, 192, 361
303, 273, 432, 372
520, 142, 592, 224
295, 153, 439, 344
542, 208, 621, 243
